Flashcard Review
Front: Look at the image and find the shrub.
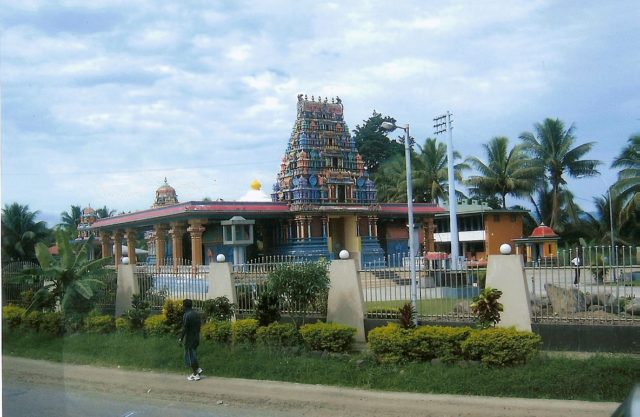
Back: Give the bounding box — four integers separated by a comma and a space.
144, 314, 169, 336
470, 287, 504, 329
254, 290, 281, 326
123, 294, 150, 330
405, 325, 471, 363
299, 322, 356, 353
40, 312, 64, 336
23, 311, 43, 331
267, 260, 330, 328
461, 327, 542, 367
256, 322, 301, 348
115, 317, 130, 332
202, 320, 232, 343
398, 302, 416, 329
231, 318, 259, 345
367, 323, 408, 363
162, 299, 184, 331
203, 297, 235, 322
2, 305, 26, 329
63, 313, 86, 334
84, 313, 115, 334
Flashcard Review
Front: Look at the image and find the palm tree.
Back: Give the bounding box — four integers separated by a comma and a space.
374, 138, 467, 204
611, 134, 640, 223
465, 137, 541, 208
95, 206, 116, 219
59, 205, 82, 232
1, 203, 50, 263
519, 118, 601, 230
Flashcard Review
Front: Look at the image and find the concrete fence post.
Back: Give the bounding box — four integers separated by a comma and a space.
327, 258, 366, 343
115, 264, 138, 316
486, 253, 532, 331
207, 262, 237, 305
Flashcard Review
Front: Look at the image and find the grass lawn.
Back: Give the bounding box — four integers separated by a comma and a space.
366, 298, 463, 315
3, 329, 639, 402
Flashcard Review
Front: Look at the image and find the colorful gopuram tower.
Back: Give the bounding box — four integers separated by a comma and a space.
272, 94, 376, 207
271, 94, 383, 262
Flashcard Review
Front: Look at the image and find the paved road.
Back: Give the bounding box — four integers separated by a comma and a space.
2, 356, 620, 417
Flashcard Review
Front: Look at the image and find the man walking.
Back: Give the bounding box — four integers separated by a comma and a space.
179, 299, 203, 381
571, 249, 581, 285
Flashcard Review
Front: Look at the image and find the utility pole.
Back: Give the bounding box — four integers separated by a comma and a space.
434, 111, 459, 270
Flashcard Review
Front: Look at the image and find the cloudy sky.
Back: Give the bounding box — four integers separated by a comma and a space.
2, 0, 639, 226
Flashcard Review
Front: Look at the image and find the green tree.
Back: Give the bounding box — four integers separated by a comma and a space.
352, 112, 403, 174
95, 206, 116, 219
611, 133, 640, 224
375, 138, 467, 204
529, 184, 583, 236
465, 137, 541, 208
1, 203, 50, 263
28, 229, 110, 313
519, 118, 601, 230
59, 205, 82, 232
267, 260, 330, 328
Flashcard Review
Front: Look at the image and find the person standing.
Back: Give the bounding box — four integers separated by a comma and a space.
571, 250, 581, 285
179, 299, 203, 381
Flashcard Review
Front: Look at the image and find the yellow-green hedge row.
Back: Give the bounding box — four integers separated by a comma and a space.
368, 323, 541, 367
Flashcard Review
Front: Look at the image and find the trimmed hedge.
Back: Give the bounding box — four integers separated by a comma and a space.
84, 314, 115, 334
23, 311, 43, 331
299, 322, 356, 353
231, 319, 258, 344
256, 322, 300, 347
202, 320, 232, 343
144, 314, 169, 336
39, 312, 64, 336
368, 324, 541, 367
461, 327, 542, 367
2, 305, 26, 329
162, 299, 184, 331
115, 317, 130, 332
406, 325, 472, 363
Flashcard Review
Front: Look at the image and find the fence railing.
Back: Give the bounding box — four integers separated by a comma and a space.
135, 258, 208, 310
527, 246, 639, 324
360, 252, 483, 322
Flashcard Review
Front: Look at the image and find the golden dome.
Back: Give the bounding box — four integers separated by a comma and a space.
250, 179, 261, 190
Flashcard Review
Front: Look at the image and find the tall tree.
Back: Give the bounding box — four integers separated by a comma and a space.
611, 133, 640, 223
352, 112, 403, 174
95, 206, 116, 219
374, 138, 467, 204
59, 205, 82, 232
465, 137, 541, 208
1, 203, 50, 263
519, 118, 601, 230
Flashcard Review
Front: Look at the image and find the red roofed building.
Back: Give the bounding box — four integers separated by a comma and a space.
513, 223, 561, 265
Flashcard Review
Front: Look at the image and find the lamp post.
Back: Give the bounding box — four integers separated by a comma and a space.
380, 120, 418, 325
434, 111, 459, 270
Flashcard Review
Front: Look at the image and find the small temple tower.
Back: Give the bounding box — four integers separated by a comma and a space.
153, 178, 179, 208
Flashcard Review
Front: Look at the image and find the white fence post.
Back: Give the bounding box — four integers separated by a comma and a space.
327, 258, 366, 343
208, 262, 237, 305
115, 264, 138, 316
486, 253, 532, 331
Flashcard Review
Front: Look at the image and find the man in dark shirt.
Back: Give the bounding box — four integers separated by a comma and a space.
179, 299, 202, 381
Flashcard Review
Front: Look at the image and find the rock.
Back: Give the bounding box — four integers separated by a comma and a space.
453, 301, 471, 314
625, 299, 640, 315
588, 305, 604, 312
544, 283, 588, 314
430, 358, 443, 366
591, 292, 614, 306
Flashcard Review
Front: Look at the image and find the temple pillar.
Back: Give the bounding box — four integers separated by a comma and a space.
169, 222, 186, 270
372, 216, 379, 237
322, 216, 328, 238
306, 216, 312, 239
113, 230, 123, 266
99, 231, 112, 259
154, 224, 168, 266
188, 220, 207, 268
288, 219, 294, 240
125, 228, 137, 264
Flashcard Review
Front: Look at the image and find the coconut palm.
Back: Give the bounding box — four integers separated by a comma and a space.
465, 137, 541, 208
1, 203, 50, 263
519, 118, 601, 230
611, 134, 640, 223
59, 205, 82, 232
96, 206, 116, 219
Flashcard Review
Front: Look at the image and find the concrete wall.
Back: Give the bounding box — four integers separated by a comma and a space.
207, 262, 237, 305
327, 258, 366, 343
485, 253, 532, 332
484, 213, 523, 255
115, 264, 138, 316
